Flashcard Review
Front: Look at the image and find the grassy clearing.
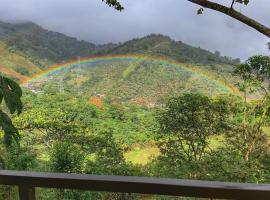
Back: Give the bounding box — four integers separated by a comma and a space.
263, 127, 270, 136
124, 146, 160, 165
124, 135, 225, 165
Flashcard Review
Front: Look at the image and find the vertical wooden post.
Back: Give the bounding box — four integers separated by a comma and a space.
19, 185, 36, 200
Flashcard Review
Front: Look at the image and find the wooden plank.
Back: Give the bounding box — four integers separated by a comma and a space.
0, 170, 270, 199
18, 185, 36, 200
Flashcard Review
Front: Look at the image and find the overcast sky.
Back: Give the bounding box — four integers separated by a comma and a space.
0, 0, 269, 60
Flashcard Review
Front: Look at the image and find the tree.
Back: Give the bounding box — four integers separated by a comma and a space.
103, 0, 270, 38
157, 93, 230, 162
50, 142, 84, 173
231, 55, 270, 161
15, 93, 98, 148
0, 75, 22, 145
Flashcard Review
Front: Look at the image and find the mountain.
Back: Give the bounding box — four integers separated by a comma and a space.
0, 21, 240, 98
103, 34, 240, 65
0, 21, 240, 71
0, 21, 117, 69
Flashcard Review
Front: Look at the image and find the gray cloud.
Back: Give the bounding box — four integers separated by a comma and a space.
0, 0, 269, 60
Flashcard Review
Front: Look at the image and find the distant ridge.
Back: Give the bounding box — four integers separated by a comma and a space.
0, 20, 240, 80
105, 34, 240, 65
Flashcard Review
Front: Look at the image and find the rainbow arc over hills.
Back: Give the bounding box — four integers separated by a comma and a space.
21, 54, 240, 95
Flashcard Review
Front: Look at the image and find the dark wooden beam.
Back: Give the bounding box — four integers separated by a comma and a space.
18, 185, 36, 200
1, 170, 270, 200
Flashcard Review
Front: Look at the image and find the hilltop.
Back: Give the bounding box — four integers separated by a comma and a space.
104, 34, 240, 65
0, 21, 116, 69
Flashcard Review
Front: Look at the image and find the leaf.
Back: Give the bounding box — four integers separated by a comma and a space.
2, 87, 23, 114
0, 75, 23, 146
5, 77, 22, 97
197, 8, 204, 15
0, 110, 20, 146
102, 0, 124, 11
236, 0, 250, 5
0, 76, 23, 114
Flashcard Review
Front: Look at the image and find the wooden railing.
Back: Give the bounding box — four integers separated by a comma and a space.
0, 170, 270, 200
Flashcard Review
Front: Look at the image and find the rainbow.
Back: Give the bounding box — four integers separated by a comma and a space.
21, 54, 240, 95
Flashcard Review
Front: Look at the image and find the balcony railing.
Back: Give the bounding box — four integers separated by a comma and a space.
0, 170, 270, 200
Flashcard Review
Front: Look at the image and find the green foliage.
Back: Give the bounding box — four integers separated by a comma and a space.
109, 104, 126, 121
38, 58, 236, 109
230, 55, 270, 161
50, 142, 84, 173
102, 0, 124, 11
85, 131, 128, 175
157, 93, 230, 162
203, 148, 268, 183
235, 0, 250, 5
0, 75, 22, 145
0, 144, 36, 170
234, 55, 270, 93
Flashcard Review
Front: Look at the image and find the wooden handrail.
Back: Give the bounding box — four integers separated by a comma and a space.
0, 170, 270, 200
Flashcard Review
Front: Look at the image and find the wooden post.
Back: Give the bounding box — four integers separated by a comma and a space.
18, 186, 35, 200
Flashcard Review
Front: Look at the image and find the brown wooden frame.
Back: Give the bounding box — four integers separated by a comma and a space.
1, 170, 270, 200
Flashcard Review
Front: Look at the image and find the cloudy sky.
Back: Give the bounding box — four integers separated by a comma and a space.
0, 0, 269, 60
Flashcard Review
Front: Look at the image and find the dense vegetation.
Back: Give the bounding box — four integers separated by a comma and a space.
1, 55, 270, 200
1, 20, 270, 200
27, 59, 239, 106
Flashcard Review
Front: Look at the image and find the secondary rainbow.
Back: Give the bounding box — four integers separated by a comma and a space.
21, 54, 240, 95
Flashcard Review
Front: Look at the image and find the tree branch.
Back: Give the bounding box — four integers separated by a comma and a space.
187, 0, 270, 38
230, 0, 235, 9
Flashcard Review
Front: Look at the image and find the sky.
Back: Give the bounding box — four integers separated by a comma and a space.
0, 0, 269, 60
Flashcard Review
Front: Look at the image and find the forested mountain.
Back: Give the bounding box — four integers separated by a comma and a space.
0, 21, 240, 80
0, 20, 242, 103
0, 21, 117, 69
104, 34, 240, 65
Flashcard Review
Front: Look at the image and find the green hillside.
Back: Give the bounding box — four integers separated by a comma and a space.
27, 59, 238, 106
0, 21, 116, 71
0, 21, 241, 102
0, 40, 41, 80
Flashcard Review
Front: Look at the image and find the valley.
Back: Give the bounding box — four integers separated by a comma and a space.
0, 21, 243, 167
1, 20, 270, 200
